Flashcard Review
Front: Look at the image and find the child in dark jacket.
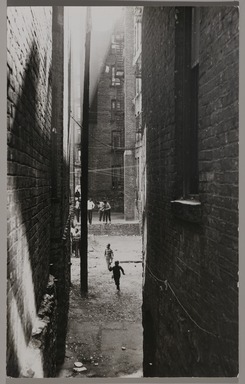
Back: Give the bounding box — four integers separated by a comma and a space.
109, 261, 125, 290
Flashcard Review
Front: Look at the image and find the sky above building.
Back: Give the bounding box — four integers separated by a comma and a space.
91, 6, 123, 32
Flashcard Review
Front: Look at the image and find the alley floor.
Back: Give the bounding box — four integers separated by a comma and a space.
57, 234, 143, 378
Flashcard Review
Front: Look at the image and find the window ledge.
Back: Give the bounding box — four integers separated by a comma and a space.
171, 199, 202, 223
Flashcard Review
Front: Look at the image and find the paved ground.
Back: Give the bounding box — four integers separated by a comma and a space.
91, 211, 139, 224
57, 234, 143, 378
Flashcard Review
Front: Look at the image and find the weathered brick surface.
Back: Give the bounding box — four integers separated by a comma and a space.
19, 276, 58, 378
7, 8, 53, 376
142, 6, 238, 377
50, 6, 71, 366
7, 6, 71, 376
124, 8, 137, 220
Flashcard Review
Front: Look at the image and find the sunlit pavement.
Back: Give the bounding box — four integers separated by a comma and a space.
57, 235, 143, 378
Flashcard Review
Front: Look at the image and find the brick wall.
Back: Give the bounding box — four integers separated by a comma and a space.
88, 19, 125, 212
7, 6, 71, 376
142, 6, 238, 377
50, 6, 71, 366
124, 7, 137, 220
7, 7, 53, 376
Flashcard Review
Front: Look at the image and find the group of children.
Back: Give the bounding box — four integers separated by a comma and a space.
98, 200, 111, 223
104, 243, 125, 291
74, 188, 112, 225
87, 198, 112, 224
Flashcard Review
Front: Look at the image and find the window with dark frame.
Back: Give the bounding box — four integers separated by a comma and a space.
112, 130, 121, 149
175, 6, 200, 198
111, 99, 116, 110
112, 165, 122, 188
190, 7, 200, 196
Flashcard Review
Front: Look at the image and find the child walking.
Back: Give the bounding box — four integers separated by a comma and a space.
109, 261, 125, 291
104, 243, 114, 270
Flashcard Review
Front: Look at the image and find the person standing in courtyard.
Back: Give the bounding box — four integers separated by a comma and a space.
98, 200, 105, 222
73, 227, 81, 258
104, 200, 111, 224
87, 197, 95, 224
75, 188, 80, 201
75, 199, 80, 222
109, 261, 125, 291
104, 243, 114, 270
102, 200, 107, 222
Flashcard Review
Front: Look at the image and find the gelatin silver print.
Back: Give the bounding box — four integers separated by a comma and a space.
6, 4, 239, 378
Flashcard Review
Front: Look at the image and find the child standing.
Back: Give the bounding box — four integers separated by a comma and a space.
104, 243, 114, 270
109, 261, 125, 291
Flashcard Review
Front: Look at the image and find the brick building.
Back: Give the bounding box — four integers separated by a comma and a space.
67, 8, 86, 198
129, 6, 145, 225
124, 7, 138, 220
88, 15, 125, 212
7, 6, 73, 377
141, 6, 239, 377
89, 9, 142, 220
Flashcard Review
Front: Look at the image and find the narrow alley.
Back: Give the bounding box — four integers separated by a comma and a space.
58, 233, 143, 378
7, 3, 239, 380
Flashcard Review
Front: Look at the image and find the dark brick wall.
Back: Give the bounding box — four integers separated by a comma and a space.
7, 6, 71, 376
142, 6, 238, 377
7, 7, 53, 377
50, 6, 71, 366
7, 5, 53, 311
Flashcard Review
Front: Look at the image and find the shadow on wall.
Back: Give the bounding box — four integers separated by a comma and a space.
142, 310, 156, 377
7, 40, 55, 377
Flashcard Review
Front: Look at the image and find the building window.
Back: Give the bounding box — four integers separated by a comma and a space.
115, 34, 123, 42
190, 7, 200, 195
112, 131, 122, 149
111, 99, 116, 120
136, 22, 142, 53
116, 101, 121, 110
111, 66, 120, 86
136, 78, 142, 96
112, 66, 116, 84
76, 127, 81, 144
134, 8, 142, 56
136, 157, 140, 191
112, 165, 122, 188
135, 78, 142, 116
111, 44, 117, 55
76, 148, 81, 163
111, 99, 116, 110
175, 7, 199, 198
105, 65, 110, 73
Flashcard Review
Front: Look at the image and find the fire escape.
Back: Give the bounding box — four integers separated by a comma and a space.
111, 33, 125, 190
